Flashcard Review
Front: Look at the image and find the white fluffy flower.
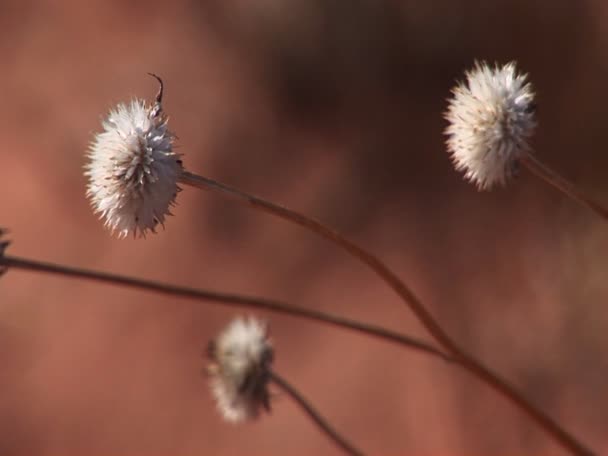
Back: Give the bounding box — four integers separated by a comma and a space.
444, 61, 536, 190
207, 317, 273, 423
85, 86, 182, 238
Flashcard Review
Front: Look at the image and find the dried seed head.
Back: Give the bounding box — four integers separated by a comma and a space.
0, 229, 9, 276
444, 61, 536, 190
85, 77, 182, 238
207, 317, 274, 423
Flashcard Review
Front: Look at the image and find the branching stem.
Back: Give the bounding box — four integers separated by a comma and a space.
178, 170, 595, 456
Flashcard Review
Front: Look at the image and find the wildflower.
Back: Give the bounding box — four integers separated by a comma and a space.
207, 317, 273, 423
444, 61, 536, 190
85, 75, 182, 238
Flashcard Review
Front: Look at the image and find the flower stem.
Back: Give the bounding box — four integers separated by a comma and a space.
0, 254, 446, 360
178, 171, 452, 347
178, 170, 595, 456
268, 369, 365, 456
521, 152, 608, 220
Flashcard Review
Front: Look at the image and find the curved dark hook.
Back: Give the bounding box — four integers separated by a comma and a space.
147, 72, 164, 104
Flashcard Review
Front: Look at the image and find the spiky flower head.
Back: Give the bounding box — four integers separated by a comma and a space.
85, 75, 182, 238
207, 316, 273, 423
444, 61, 536, 190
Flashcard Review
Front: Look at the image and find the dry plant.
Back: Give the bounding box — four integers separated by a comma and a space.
0, 61, 603, 455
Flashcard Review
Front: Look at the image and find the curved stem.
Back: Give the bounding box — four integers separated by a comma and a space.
0, 254, 447, 360
268, 369, 365, 456
179, 171, 452, 347
179, 171, 595, 456
521, 153, 608, 220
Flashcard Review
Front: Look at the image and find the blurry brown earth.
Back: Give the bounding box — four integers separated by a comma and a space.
1, 0, 607, 454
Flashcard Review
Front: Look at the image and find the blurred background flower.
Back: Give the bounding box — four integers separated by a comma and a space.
207, 316, 273, 424
1, 0, 607, 454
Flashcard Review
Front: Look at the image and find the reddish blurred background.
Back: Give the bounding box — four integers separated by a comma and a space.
1, 0, 607, 454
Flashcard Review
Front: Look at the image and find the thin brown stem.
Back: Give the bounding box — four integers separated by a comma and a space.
521, 152, 608, 220
179, 171, 452, 347
0, 254, 447, 360
179, 170, 595, 456
268, 370, 365, 456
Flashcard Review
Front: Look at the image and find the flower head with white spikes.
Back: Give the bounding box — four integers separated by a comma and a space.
207, 317, 273, 423
444, 61, 537, 190
85, 75, 182, 238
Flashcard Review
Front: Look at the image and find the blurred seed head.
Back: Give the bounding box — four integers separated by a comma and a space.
444, 61, 536, 190
85, 78, 182, 238
0, 228, 9, 276
207, 316, 273, 423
